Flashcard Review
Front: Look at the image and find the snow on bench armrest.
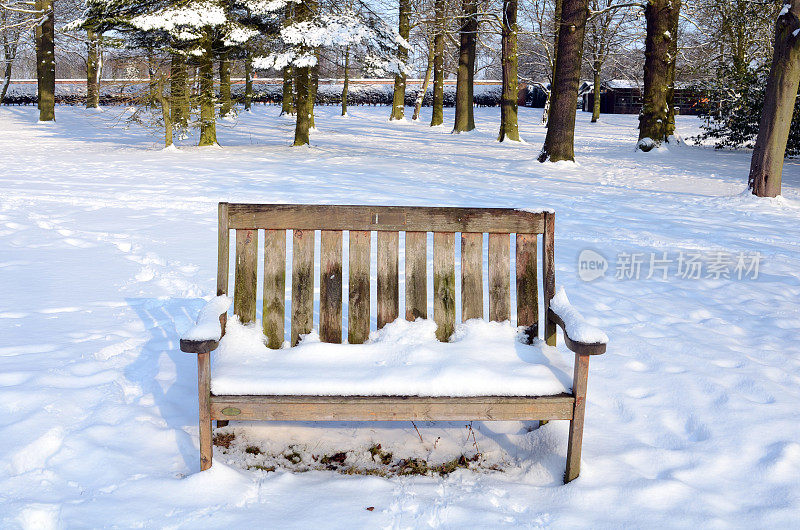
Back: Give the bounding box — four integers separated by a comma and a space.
549, 287, 608, 352
181, 295, 231, 348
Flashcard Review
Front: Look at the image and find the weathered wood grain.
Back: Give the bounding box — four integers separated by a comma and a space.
217, 203, 230, 296
234, 229, 258, 324
377, 231, 399, 329
460, 232, 483, 321
488, 233, 510, 322
320, 230, 343, 343
516, 233, 538, 343
225, 203, 544, 233
565, 353, 590, 483
348, 230, 370, 344
217, 203, 230, 334
405, 231, 427, 320
263, 229, 286, 349
210, 394, 575, 422
543, 212, 556, 346
433, 232, 456, 341
291, 229, 315, 346
198, 352, 212, 470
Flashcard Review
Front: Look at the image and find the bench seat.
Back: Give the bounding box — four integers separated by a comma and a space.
181, 203, 608, 482
211, 318, 573, 397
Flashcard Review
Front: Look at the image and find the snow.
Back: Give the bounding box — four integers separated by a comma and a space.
604, 79, 641, 89
212, 317, 572, 396
549, 287, 608, 344
182, 295, 231, 341
1, 104, 800, 526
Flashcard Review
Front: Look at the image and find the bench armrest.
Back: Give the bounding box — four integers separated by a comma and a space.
548, 287, 607, 356
180, 295, 231, 354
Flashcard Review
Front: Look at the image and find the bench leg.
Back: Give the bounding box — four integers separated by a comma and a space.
198, 352, 213, 471
565, 353, 590, 483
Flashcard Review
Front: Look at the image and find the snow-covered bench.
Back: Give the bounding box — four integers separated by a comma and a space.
180, 203, 607, 482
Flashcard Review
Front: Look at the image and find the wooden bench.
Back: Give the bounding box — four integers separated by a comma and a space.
180, 203, 607, 483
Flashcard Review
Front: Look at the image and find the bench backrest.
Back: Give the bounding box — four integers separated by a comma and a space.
217, 203, 556, 348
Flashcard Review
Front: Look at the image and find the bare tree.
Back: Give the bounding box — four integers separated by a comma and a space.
412, 36, 434, 120
430, 0, 446, 126
498, 0, 520, 141
538, 0, 590, 162
1, 1, 40, 103
585, 0, 635, 122
390, 0, 411, 120
453, 0, 477, 131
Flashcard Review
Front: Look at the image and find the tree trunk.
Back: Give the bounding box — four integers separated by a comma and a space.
748, 0, 800, 197
244, 50, 253, 111
538, 0, 589, 162
498, 0, 520, 141
390, 0, 411, 121
281, 3, 295, 115
170, 51, 188, 127
454, 0, 477, 133
2, 14, 19, 104
1, 53, 12, 104
637, 0, 680, 151
309, 54, 318, 128
430, 0, 446, 126
412, 39, 435, 121
341, 48, 349, 116
281, 66, 294, 115
219, 54, 232, 117
146, 48, 157, 107
155, 78, 173, 148
86, 29, 101, 109
294, 65, 311, 145
36, 0, 55, 121
198, 31, 217, 146
293, 0, 311, 145
591, 61, 601, 122
544, 0, 564, 125
664, 1, 680, 140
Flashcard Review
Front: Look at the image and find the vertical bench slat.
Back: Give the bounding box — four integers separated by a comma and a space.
543, 212, 556, 346
461, 232, 483, 321
217, 203, 230, 335
217, 203, 230, 297
405, 231, 427, 320
291, 229, 315, 346
348, 230, 371, 344
488, 233, 510, 322
433, 232, 456, 341
320, 230, 343, 343
263, 229, 286, 348
234, 229, 258, 324
376, 231, 399, 329
516, 233, 539, 343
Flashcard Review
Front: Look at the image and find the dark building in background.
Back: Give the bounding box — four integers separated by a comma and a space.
582, 80, 716, 115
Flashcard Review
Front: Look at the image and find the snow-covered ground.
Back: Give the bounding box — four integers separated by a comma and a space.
1, 104, 799, 528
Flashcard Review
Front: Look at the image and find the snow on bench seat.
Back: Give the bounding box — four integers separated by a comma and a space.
211, 318, 573, 397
